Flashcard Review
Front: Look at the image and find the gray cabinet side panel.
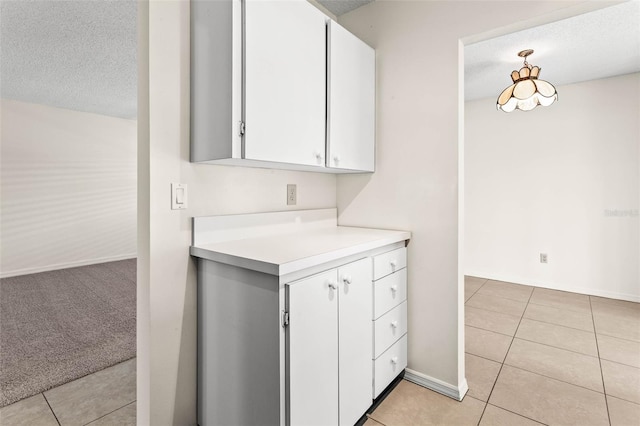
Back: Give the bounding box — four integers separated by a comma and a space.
191, 0, 233, 161
198, 260, 280, 426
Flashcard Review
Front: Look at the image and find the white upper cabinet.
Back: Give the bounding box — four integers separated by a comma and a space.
244, 0, 327, 167
190, 0, 375, 173
327, 21, 376, 172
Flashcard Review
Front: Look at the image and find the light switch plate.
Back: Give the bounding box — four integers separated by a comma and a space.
172, 183, 188, 210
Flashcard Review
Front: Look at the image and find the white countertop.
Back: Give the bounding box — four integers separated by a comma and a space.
190, 209, 410, 276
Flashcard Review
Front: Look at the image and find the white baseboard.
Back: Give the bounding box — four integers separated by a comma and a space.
1, 254, 137, 278
465, 272, 640, 303
404, 369, 468, 401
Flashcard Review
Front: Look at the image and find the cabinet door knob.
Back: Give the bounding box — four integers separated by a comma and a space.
390, 260, 397, 268
328, 281, 337, 290
333, 155, 340, 163
314, 152, 324, 163
391, 321, 398, 328
390, 285, 398, 292
391, 356, 398, 365
342, 275, 352, 285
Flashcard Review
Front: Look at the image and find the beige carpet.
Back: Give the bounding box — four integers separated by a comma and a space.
0, 259, 136, 407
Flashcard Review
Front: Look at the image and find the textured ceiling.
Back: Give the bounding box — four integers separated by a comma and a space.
2, 1, 638, 118
465, 1, 640, 101
317, 0, 374, 16
0, 0, 137, 119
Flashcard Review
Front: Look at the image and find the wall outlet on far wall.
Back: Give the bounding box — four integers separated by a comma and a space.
540, 253, 548, 264
287, 184, 297, 206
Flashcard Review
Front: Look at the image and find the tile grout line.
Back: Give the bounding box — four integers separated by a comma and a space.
465, 323, 517, 338
522, 316, 595, 334
596, 357, 640, 372
484, 402, 551, 426
510, 335, 599, 359
468, 288, 529, 304
465, 303, 525, 319
466, 278, 488, 302
596, 393, 640, 406
42, 392, 62, 426
526, 300, 592, 315
503, 363, 605, 395
366, 412, 387, 426
595, 331, 640, 345
465, 351, 502, 366
589, 295, 612, 426
464, 324, 513, 337
476, 295, 531, 303
474, 286, 535, 426
82, 400, 136, 426
606, 394, 640, 407
473, 291, 531, 304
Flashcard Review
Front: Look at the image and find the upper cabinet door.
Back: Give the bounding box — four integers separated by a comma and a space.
244, 0, 327, 167
327, 21, 375, 172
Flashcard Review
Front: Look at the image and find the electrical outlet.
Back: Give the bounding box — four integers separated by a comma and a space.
287, 184, 297, 206
540, 253, 548, 264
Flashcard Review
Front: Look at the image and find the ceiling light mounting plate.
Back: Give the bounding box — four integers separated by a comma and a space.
518, 49, 534, 58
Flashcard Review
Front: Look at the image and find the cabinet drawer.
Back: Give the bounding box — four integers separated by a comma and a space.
374, 301, 407, 358
374, 334, 407, 398
373, 247, 406, 280
373, 268, 407, 319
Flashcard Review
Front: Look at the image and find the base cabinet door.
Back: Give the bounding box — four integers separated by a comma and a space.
287, 258, 373, 425
287, 269, 339, 426
338, 259, 373, 425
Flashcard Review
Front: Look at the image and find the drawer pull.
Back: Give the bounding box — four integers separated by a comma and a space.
342, 275, 352, 285
328, 281, 337, 290
390, 321, 398, 328
391, 356, 398, 365
390, 285, 398, 292
390, 260, 397, 268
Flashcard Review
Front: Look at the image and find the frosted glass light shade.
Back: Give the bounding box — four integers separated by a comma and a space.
497, 65, 557, 112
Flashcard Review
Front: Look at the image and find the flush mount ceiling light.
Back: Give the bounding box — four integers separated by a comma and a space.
497, 49, 558, 112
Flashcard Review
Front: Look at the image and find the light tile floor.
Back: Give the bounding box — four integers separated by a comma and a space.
3, 279, 639, 426
366, 277, 640, 426
0, 358, 135, 426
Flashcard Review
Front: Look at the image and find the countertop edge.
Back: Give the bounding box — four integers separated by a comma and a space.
190, 229, 411, 277
279, 231, 411, 276
189, 246, 280, 276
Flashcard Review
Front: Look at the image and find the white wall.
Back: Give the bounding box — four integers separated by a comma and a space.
336, 0, 599, 396
138, 1, 622, 423
465, 73, 640, 301
0, 99, 137, 277
138, 1, 337, 423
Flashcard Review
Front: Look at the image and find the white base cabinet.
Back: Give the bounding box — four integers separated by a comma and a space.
287, 258, 372, 426
197, 247, 407, 425
372, 247, 408, 398
192, 210, 410, 426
